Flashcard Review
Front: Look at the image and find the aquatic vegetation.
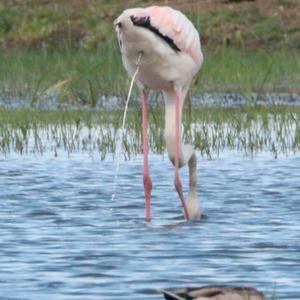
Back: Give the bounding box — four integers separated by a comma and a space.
0, 49, 299, 108
0, 46, 128, 107
1, 106, 299, 159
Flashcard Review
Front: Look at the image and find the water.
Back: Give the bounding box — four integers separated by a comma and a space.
0, 151, 300, 299
1, 93, 300, 109
112, 58, 141, 201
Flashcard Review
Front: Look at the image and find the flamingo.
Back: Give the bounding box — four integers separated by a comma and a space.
161, 285, 267, 300
114, 6, 203, 221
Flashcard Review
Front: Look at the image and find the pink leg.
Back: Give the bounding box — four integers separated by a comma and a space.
174, 89, 190, 220
142, 90, 152, 221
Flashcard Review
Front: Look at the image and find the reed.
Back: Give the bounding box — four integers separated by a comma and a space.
1, 106, 299, 158
0, 48, 299, 108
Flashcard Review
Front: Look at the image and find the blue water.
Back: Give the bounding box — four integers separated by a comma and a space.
0, 151, 299, 299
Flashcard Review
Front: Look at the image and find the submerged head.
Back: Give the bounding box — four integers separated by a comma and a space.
186, 195, 201, 220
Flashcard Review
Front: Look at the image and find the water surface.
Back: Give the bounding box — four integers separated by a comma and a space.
0, 151, 299, 299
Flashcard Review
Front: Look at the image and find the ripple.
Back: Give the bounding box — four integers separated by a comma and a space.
0, 151, 299, 299
26, 209, 59, 217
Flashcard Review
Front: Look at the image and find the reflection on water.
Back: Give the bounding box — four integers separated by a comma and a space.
0, 151, 299, 299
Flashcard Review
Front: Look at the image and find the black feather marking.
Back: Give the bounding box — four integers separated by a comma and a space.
130, 15, 181, 52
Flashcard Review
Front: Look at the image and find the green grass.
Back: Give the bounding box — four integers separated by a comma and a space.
0, 48, 299, 107
0, 42, 127, 106
1, 0, 300, 52
197, 49, 300, 95
1, 106, 299, 158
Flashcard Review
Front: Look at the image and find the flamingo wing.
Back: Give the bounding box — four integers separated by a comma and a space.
146, 6, 202, 64
124, 6, 202, 65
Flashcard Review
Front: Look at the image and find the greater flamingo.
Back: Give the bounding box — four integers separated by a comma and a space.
161, 285, 267, 300
114, 6, 203, 221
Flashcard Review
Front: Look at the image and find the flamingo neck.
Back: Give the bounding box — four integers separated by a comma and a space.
188, 153, 197, 198
163, 90, 201, 220
186, 153, 201, 219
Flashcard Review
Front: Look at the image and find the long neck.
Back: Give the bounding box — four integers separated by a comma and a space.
163, 90, 201, 219
163, 89, 193, 166
188, 152, 197, 199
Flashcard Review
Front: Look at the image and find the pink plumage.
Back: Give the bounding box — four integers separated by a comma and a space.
115, 6, 203, 221
116, 6, 202, 65
145, 6, 202, 63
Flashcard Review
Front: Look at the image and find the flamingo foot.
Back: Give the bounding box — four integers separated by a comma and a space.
174, 173, 190, 220
144, 174, 152, 221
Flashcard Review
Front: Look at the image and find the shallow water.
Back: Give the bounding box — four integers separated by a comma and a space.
1, 92, 300, 109
0, 151, 300, 299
